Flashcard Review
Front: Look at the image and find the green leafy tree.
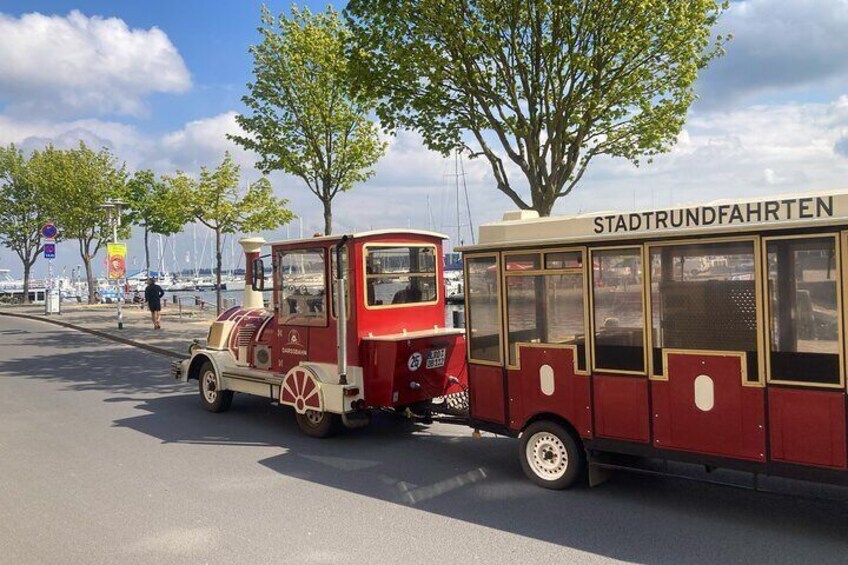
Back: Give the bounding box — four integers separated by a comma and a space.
30, 143, 129, 304
0, 144, 49, 303
231, 5, 385, 235
126, 169, 190, 274
166, 152, 293, 313
346, 1, 728, 216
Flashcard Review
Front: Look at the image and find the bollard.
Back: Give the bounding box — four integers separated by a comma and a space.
178, 297, 183, 319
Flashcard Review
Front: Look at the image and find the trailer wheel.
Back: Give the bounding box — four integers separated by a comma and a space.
295, 409, 339, 438
520, 421, 584, 490
198, 361, 233, 413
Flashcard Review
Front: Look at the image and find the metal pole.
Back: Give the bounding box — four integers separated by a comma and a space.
113, 213, 123, 330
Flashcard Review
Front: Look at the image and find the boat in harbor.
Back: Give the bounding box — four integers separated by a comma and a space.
0, 269, 48, 304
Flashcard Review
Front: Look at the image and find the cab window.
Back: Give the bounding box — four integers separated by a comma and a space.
279, 248, 327, 326
365, 245, 438, 307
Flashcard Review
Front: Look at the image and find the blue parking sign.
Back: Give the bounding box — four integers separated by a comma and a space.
43, 243, 56, 259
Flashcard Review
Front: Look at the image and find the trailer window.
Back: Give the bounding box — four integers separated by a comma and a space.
767, 237, 840, 386
466, 255, 502, 363
505, 272, 585, 368
279, 248, 327, 326
650, 241, 759, 380
592, 248, 645, 373
365, 245, 437, 307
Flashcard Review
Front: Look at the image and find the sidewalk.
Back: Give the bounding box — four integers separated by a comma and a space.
0, 301, 215, 358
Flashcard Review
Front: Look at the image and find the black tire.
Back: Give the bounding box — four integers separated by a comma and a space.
198, 361, 233, 413
519, 421, 584, 490
295, 410, 340, 438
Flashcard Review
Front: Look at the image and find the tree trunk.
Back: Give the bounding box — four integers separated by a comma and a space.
323, 199, 332, 236
532, 187, 555, 217
83, 254, 96, 305
215, 227, 223, 315
144, 227, 151, 274
22, 261, 31, 305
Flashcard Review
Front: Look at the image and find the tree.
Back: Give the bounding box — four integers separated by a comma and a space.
346, 1, 728, 216
0, 144, 49, 303
231, 5, 385, 235
125, 170, 190, 274
166, 152, 293, 313
30, 143, 129, 304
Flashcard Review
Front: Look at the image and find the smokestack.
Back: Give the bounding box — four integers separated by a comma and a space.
239, 237, 266, 309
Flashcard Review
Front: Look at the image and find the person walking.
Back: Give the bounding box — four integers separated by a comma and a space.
144, 277, 165, 329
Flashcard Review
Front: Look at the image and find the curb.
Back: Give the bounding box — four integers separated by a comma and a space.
0, 310, 185, 359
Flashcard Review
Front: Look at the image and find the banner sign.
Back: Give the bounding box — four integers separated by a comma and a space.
593, 195, 834, 235
107, 243, 127, 280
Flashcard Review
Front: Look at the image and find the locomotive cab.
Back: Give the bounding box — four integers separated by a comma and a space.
176, 230, 467, 437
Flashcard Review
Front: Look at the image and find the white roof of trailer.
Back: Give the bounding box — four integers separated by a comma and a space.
267, 229, 449, 247
458, 189, 848, 252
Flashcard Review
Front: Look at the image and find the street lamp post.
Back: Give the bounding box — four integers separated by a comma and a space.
100, 200, 125, 330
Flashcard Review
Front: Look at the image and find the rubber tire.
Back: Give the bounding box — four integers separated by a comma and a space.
295, 410, 340, 438
519, 421, 584, 490
198, 360, 233, 413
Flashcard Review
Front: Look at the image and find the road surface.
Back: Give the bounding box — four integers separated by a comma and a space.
1, 316, 848, 564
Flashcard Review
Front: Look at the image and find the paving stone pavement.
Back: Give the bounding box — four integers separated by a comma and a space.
0, 301, 214, 357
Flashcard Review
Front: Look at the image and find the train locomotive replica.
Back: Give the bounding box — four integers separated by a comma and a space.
174, 231, 468, 438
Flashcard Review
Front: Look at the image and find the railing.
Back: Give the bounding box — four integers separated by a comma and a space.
171, 295, 237, 318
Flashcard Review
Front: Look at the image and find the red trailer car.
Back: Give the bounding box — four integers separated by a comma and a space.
461, 190, 848, 489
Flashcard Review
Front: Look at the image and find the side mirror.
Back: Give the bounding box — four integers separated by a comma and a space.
251, 258, 265, 291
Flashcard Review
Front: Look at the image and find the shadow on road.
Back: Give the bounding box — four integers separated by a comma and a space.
0, 327, 185, 395
114, 392, 848, 564
4, 318, 848, 563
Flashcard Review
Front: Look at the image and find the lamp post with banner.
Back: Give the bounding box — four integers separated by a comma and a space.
100, 200, 126, 329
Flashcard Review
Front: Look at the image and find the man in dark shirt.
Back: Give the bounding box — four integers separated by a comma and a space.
144, 277, 165, 329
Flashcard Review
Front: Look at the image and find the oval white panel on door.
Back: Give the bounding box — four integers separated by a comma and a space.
539, 364, 555, 396
694, 374, 715, 412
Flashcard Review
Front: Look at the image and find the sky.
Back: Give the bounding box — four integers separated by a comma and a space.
2, 0, 848, 277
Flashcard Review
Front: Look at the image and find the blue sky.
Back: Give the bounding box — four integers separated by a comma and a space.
2, 1, 848, 276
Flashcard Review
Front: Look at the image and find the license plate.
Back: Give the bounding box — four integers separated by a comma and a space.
426, 348, 446, 369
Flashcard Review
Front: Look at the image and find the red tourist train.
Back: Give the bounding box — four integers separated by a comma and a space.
175, 190, 848, 490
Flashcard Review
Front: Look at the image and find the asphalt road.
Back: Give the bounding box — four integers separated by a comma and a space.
2, 317, 848, 565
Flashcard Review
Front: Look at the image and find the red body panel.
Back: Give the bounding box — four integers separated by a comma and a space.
768, 387, 847, 469
593, 374, 650, 443
505, 345, 592, 438
361, 334, 466, 407
468, 364, 506, 424
652, 352, 765, 462
351, 240, 446, 339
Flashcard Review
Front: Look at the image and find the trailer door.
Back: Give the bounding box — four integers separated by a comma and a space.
647, 239, 766, 463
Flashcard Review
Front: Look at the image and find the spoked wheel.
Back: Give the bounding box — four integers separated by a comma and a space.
519, 421, 584, 490
295, 409, 340, 438
198, 361, 233, 413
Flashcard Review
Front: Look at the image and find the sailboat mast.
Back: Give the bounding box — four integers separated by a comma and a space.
455, 150, 461, 247
459, 154, 475, 245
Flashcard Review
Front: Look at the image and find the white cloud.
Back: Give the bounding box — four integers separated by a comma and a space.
155, 111, 254, 172
6, 95, 848, 274
560, 97, 848, 216
0, 10, 191, 118
697, 0, 848, 109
